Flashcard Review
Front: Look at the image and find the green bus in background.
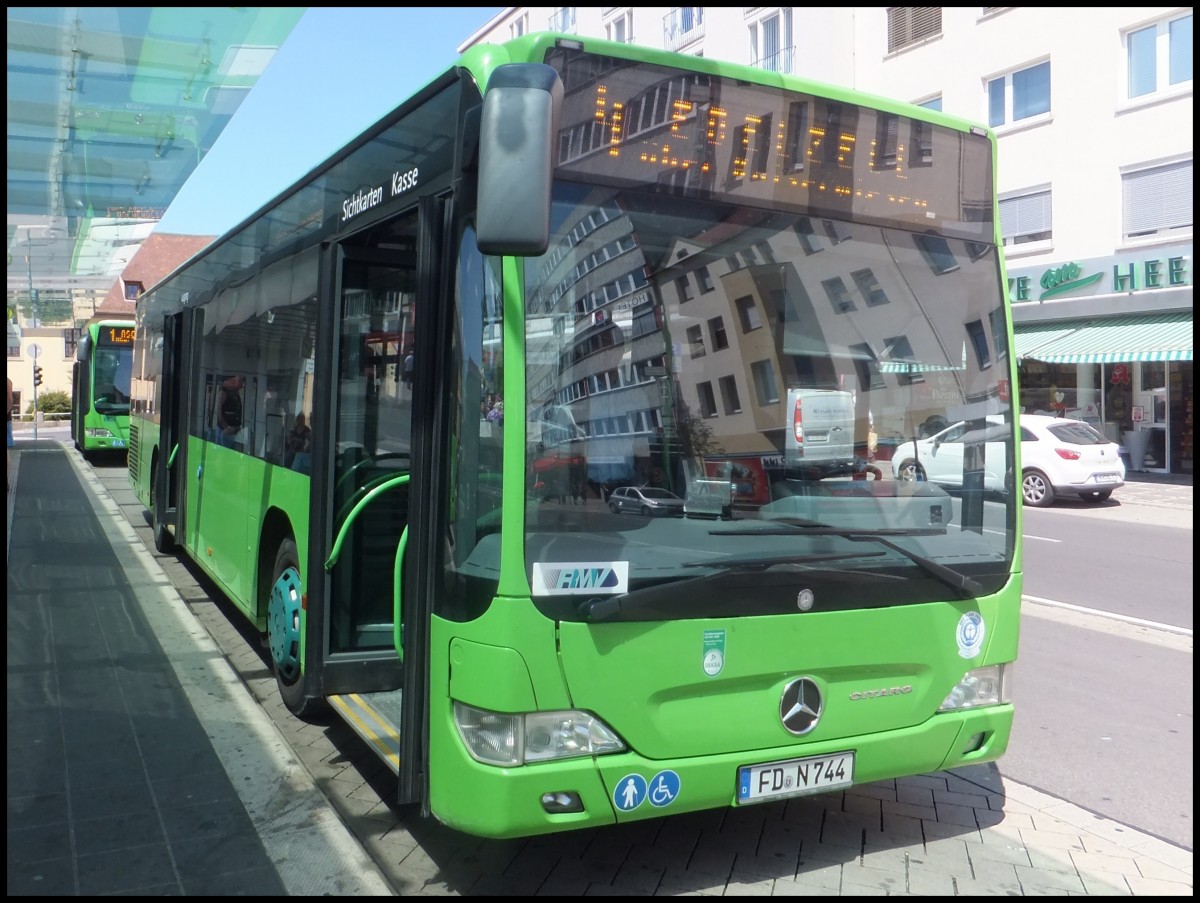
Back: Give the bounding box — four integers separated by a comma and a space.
128, 33, 1022, 840
72, 318, 135, 458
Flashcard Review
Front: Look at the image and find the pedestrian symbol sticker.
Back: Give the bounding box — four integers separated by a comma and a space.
648, 770, 680, 808
614, 773, 648, 811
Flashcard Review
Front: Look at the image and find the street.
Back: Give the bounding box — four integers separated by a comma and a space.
12, 440, 1194, 894
1013, 483, 1193, 849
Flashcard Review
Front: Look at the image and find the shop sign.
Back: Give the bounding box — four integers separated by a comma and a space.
1009, 251, 1190, 303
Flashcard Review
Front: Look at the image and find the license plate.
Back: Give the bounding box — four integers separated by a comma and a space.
1096, 473, 1119, 483
737, 751, 854, 804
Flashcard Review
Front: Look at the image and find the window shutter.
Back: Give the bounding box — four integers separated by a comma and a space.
1123, 160, 1193, 236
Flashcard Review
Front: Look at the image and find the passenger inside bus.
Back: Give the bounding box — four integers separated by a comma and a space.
217, 375, 245, 448
286, 413, 313, 474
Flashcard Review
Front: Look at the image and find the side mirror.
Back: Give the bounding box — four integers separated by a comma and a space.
476, 63, 563, 256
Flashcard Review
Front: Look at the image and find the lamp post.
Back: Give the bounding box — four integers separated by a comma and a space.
21, 229, 46, 438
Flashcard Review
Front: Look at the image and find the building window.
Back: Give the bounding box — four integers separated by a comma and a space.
548, 8, 577, 34
697, 265, 714, 292
887, 7, 941, 53
823, 219, 852, 245
749, 9, 794, 74
1122, 159, 1192, 241
966, 320, 991, 370
989, 306, 1009, 361
718, 375, 741, 414
124, 280, 143, 300
822, 276, 855, 314
999, 189, 1052, 247
882, 334, 924, 385
686, 324, 706, 358
728, 115, 773, 184
874, 114, 901, 170
793, 216, 822, 255
510, 12, 529, 38
751, 359, 779, 405
696, 380, 717, 417
676, 274, 694, 302
605, 9, 634, 43
708, 316, 729, 350
851, 268, 889, 307
987, 60, 1050, 128
63, 327, 80, 358
664, 7, 705, 52
735, 296, 762, 333
917, 95, 942, 112
850, 342, 886, 392
780, 102, 809, 174
914, 234, 959, 274
911, 118, 934, 167
1126, 12, 1192, 100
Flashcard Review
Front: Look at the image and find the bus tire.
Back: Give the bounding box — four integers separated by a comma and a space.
149, 456, 175, 553
151, 507, 174, 554
267, 538, 322, 718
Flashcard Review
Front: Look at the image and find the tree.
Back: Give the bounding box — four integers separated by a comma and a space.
16, 294, 74, 326
27, 389, 70, 415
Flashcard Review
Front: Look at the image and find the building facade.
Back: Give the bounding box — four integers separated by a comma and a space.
462, 7, 1193, 475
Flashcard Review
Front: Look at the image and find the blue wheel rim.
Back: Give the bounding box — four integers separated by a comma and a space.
268, 566, 303, 679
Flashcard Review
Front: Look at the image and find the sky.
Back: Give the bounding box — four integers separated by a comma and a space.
155, 7, 503, 237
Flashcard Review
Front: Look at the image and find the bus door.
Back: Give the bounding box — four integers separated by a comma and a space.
152, 311, 188, 553
318, 201, 443, 806
72, 334, 92, 452
71, 359, 85, 451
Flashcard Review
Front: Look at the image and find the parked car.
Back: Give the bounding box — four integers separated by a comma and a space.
891, 413, 1124, 507
607, 485, 685, 517
891, 415, 1009, 494
1014, 414, 1125, 506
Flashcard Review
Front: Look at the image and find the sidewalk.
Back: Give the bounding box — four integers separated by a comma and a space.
7, 441, 1194, 895
6, 442, 392, 896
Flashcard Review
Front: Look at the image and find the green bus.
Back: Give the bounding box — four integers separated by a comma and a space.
129, 33, 1021, 839
72, 318, 135, 458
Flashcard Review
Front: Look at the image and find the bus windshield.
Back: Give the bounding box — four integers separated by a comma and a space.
92, 343, 133, 415
522, 186, 1015, 621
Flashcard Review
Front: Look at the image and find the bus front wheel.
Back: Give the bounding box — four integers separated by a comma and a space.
267, 539, 322, 718
150, 456, 175, 554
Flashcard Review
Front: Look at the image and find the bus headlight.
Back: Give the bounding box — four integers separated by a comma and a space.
938, 664, 1011, 712
85, 428, 115, 438
454, 702, 626, 766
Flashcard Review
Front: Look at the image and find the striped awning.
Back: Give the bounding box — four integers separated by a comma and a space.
1015, 312, 1192, 364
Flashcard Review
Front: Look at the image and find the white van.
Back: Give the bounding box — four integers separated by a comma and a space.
784, 388, 856, 471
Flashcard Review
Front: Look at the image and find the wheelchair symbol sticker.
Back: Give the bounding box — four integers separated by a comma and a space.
648, 770, 680, 808
614, 773, 648, 811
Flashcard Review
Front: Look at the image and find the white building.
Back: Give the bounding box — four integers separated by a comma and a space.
462, 7, 1193, 476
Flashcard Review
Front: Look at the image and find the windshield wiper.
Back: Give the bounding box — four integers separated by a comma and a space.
577, 551, 881, 622
710, 518, 982, 598
680, 551, 882, 571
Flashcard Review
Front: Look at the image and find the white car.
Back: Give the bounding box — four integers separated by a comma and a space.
891, 413, 1124, 507
607, 485, 686, 517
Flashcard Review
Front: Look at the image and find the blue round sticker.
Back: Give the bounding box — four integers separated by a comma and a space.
613, 773, 648, 811
956, 611, 985, 659
647, 770, 680, 808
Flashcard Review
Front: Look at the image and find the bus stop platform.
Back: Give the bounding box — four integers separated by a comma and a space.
7, 440, 1193, 896
6, 441, 391, 896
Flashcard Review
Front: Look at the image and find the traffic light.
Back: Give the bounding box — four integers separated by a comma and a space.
33, 364, 43, 387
